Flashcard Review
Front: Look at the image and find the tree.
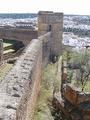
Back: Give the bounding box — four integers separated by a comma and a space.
73, 50, 90, 91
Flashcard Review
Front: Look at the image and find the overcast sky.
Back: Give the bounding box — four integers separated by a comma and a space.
0, 0, 90, 15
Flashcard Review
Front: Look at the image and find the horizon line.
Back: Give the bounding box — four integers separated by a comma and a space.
0, 13, 90, 16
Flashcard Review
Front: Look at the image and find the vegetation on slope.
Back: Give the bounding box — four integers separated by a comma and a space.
34, 63, 59, 120
63, 49, 90, 92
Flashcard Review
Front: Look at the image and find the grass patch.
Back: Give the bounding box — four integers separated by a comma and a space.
63, 50, 90, 92
3, 42, 13, 48
34, 63, 58, 120
4, 49, 15, 54
67, 68, 90, 92
3, 39, 16, 48
84, 81, 90, 92
71, 80, 90, 92
3, 40, 15, 54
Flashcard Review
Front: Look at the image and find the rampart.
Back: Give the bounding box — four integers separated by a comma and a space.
0, 39, 3, 65
0, 31, 53, 120
0, 39, 42, 120
0, 11, 63, 120
39, 32, 51, 65
0, 28, 38, 45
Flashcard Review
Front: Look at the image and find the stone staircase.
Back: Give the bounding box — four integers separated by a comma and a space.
3, 40, 24, 60
3, 40, 15, 59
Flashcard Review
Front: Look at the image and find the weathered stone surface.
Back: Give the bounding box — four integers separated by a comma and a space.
0, 39, 3, 65
39, 32, 51, 66
0, 39, 42, 120
0, 31, 57, 119
0, 28, 38, 45
0, 11, 63, 120
38, 11, 63, 56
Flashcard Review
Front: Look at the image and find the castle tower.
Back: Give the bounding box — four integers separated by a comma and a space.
0, 39, 3, 65
38, 11, 63, 58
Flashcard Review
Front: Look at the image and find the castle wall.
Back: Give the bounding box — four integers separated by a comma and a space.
0, 11, 63, 120
0, 32, 52, 120
39, 32, 51, 66
0, 39, 42, 120
0, 28, 38, 45
0, 39, 3, 65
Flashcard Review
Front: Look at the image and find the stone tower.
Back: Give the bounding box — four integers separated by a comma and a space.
38, 11, 63, 58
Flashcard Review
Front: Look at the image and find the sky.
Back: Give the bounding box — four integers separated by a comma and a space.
0, 0, 90, 15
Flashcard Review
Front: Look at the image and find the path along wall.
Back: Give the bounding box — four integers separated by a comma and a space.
0, 32, 51, 120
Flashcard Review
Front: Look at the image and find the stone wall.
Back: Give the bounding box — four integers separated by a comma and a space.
0, 39, 3, 65
39, 32, 51, 66
0, 11, 63, 120
38, 11, 63, 57
0, 39, 42, 120
0, 31, 52, 120
0, 28, 38, 45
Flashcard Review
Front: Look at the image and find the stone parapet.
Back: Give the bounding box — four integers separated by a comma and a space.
0, 28, 38, 45
0, 39, 3, 65
0, 39, 42, 120
39, 32, 51, 65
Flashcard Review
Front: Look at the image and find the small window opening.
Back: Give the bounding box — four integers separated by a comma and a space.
48, 25, 52, 31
